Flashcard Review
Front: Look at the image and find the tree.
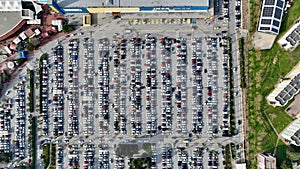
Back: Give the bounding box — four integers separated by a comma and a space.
62, 25, 74, 33
280, 161, 291, 169
26, 42, 35, 51
16, 44, 24, 51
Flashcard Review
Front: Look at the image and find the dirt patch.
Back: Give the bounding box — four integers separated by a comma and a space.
242, 0, 250, 29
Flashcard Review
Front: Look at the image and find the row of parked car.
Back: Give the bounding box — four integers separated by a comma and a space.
223, 0, 230, 23
235, 0, 242, 28
221, 37, 231, 136
129, 38, 143, 135
52, 45, 65, 137
191, 38, 204, 135
190, 147, 204, 168
0, 104, 11, 153
112, 39, 127, 135
67, 39, 80, 137
82, 38, 95, 135
98, 39, 110, 135
151, 144, 157, 169
56, 145, 64, 167
15, 80, 27, 159
206, 37, 220, 135
160, 37, 173, 135
68, 144, 80, 169
177, 147, 189, 169
118, 39, 128, 135
208, 150, 220, 168
114, 156, 125, 169
175, 38, 188, 133
83, 144, 95, 169
145, 35, 158, 135
99, 147, 110, 169
41, 57, 49, 136
162, 144, 173, 169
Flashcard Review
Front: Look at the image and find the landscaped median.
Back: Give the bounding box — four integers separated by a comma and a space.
29, 117, 37, 169
224, 144, 232, 169
29, 70, 35, 112
42, 143, 50, 169
238, 38, 246, 89
42, 143, 56, 169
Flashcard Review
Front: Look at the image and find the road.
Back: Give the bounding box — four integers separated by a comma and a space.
228, 0, 246, 162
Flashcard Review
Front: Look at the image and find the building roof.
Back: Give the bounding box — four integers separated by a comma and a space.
34, 28, 41, 35
13, 37, 21, 44
258, 153, 276, 169
235, 163, 246, 169
0, 0, 22, 11
83, 14, 91, 26
19, 32, 27, 40
57, 0, 209, 8
258, 0, 285, 35
267, 61, 300, 107
24, 29, 35, 38
4, 46, 12, 54
278, 21, 300, 50
10, 43, 17, 50
281, 118, 300, 146
0, 12, 23, 38
18, 50, 26, 59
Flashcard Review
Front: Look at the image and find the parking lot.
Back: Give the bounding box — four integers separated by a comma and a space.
50, 17, 242, 167
0, 5, 245, 167
49, 27, 238, 167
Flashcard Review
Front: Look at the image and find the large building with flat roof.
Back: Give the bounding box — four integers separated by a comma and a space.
0, 0, 42, 41
266, 61, 300, 107
257, 0, 285, 35
48, 0, 210, 14
278, 21, 300, 51
57, 0, 209, 8
257, 153, 276, 169
281, 118, 300, 146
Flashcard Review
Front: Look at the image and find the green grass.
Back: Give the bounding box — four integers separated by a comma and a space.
239, 38, 246, 88
225, 144, 232, 169
42, 143, 56, 169
129, 158, 151, 169
30, 117, 37, 169
50, 144, 56, 167
42, 144, 50, 169
246, 1, 300, 167
249, 0, 261, 33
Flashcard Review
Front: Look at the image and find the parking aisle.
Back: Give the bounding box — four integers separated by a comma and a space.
128, 37, 143, 136
82, 38, 95, 136
174, 38, 189, 134
159, 37, 174, 135
189, 37, 204, 135
98, 38, 110, 135
201, 38, 210, 138
143, 34, 158, 136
